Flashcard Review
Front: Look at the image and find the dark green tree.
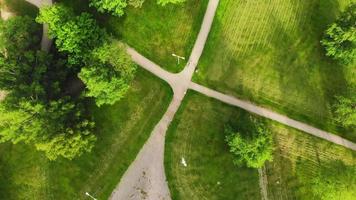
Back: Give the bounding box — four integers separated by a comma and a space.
321, 3, 356, 64
225, 121, 274, 168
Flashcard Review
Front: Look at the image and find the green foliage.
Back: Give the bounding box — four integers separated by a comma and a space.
157, 0, 186, 6
0, 16, 40, 55
37, 4, 106, 65
334, 93, 356, 128
79, 41, 137, 107
90, 0, 127, 16
0, 15, 97, 160
0, 97, 96, 160
310, 161, 356, 200
225, 121, 274, 168
321, 3, 356, 64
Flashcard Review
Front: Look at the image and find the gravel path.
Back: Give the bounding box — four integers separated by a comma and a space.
110, 0, 220, 199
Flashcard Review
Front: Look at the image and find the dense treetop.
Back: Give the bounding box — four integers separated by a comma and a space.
321, 3, 356, 65
225, 119, 274, 168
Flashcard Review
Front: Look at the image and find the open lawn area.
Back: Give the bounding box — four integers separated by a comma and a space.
107, 0, 209, 72
193, 0, 356, 141
0, 69, 172, 200
59, 0, 209, 73
165, 91, 261, 200
266, 122, 356, 199
165, 91, 356, 199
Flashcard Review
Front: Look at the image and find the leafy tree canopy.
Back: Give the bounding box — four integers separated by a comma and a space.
0, 15, 96, 160
37, 4, 106, 65
321, 3, 356, 64
90, 0, 127, 17
79, 41, 137, 107
225, 121, 274, 168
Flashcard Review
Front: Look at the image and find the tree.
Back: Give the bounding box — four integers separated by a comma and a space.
37, 5, 106, 65
0, 16, 40, 55
321, 3, 356, 64
157, 0, 186, 6
334, 93, 356, 128
90, 0, 127, 17
0, 97, 96, 160
225, 122, 274, 168
79, 41, 136, 107
310, 161, 356, 200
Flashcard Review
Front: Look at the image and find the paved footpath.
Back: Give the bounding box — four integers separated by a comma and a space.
110, 0, 220, 199
114, 0, 356, 198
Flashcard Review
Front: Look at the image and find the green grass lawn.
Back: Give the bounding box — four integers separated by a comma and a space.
193, 0, 356, 141
266, 121, 356, 199
165, 91, 261, 200
106, 0, 209, 73
0, 69, 172, 200
165, 91, 356, 199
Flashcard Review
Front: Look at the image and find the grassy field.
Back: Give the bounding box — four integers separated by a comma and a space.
0, 69, 172, 200
58, 0, 209, 73
193, 0, 356, 141
165, 91, 356, 199
165, 91, 261, 200
106, 0, 209, 72
266, 122, 356, 199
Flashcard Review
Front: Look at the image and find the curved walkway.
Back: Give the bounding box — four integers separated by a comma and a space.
114, 0, 356, 198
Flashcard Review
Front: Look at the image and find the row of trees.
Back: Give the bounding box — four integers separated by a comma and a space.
0, 4, 137, 160
90, 0, 186, 16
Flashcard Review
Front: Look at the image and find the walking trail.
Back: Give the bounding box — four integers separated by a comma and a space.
113, 0, 356, 199
4, 0, 356, 199
114, 0, 356, 199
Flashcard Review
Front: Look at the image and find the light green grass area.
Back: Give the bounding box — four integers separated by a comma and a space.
106, 0, 209, 73
266, 122, 356, 199
0, 69, 172, 200
194, 0, 356, 141
165, 91, 356, 199
165, 91, 261, 200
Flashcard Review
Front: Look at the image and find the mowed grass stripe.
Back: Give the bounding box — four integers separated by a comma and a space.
194, 0, 356, 141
